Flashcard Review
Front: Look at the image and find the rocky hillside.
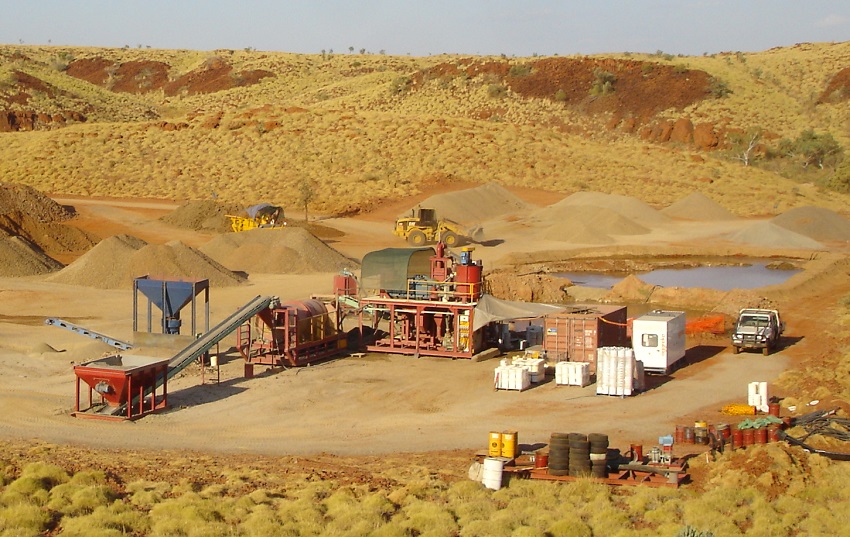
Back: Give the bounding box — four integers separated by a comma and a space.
0, 43, 848, 216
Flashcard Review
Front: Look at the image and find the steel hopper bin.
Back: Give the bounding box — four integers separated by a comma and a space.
73, 354, 169, 420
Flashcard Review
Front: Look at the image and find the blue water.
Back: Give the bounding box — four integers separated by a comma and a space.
558, 262, 800, 291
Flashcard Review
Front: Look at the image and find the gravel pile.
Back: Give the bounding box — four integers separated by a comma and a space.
726, 221, 825, 250
531, 202, 652, 238
47, 234, 245, 288
771, 206, 850, 242
661, 192, 737, 220
545, 192, 671, 226
160, 200, 246, 232
0, 236, 63, 276
200, 228, 357, 274
406, 183, 530, 225
0, 183, 74, 222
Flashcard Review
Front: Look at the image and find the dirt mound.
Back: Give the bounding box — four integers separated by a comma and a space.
661, 191, 737, 220
531, 203, 651, 237
606, 274, 657, 302
0, 236, 63, 276
161, 200, 245, 233
552, 192, 670, 226
726, 221, 825, 250
0, 183, 73, 222
200, 228, 357, 274
47, 235, 245, 288
542, 221, 615, 244
771, 206, 850, 242
0, 211, 97, 256
407, 182, 529, 226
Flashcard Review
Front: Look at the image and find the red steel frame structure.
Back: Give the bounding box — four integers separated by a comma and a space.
236, 298, 347, 376
72, 357, 169, 421
358, 245, 484, 359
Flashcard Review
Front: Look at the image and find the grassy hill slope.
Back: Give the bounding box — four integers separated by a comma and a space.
0, 43, 848, 216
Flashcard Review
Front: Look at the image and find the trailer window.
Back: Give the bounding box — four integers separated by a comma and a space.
642, 334, 659, 347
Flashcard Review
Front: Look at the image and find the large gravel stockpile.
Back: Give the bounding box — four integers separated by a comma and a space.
531, 202, 651, 237
406, 183, 530, 225
0, 183, 74, 223
0, 236, 63, 276
771, 206, 850, 242
726, 221, 825, 250
201, 228, 357, 274
48, 235, 245, 288
546, 192, 671, 226
661, 192, 737, 220
0, 211, 97, 255
542, 221, 615, 244
160, 200, 245, 232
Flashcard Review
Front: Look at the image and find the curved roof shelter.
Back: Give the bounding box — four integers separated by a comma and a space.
360, 247, 435, 295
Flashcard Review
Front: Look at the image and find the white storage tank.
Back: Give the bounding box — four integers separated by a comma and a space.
631, 310, 686, 374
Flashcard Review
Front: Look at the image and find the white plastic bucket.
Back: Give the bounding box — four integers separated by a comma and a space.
482, 457, 504, 491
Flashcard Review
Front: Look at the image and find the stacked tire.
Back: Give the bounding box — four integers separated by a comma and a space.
588, 433, 609, 478
548, 433, 570, 476
568, 433, 591, 477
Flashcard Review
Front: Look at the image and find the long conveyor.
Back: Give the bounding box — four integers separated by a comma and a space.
114, 295, 275, 416
166, 295, 275, 378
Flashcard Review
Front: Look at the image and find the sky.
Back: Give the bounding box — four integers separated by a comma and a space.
1, 1, 848, 57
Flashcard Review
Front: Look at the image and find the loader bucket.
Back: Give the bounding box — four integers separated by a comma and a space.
468, 226, 485, 243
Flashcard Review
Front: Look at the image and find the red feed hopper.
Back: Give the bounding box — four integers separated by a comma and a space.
73, 354, 169, 420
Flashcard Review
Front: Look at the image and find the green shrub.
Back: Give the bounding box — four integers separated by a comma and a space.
0, 502, 52, 534
57, 502, 150, 537
47, 482, 116, 516
554, 89, 567, 101
708, 77, 732, 98
126, 480, 172, 508
389, 76, 412, 95
590, 69, 616, 96
508, 64, 533, 77
487, 84, 508, 98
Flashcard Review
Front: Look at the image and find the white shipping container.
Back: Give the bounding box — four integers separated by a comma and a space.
631, 310, 686, 374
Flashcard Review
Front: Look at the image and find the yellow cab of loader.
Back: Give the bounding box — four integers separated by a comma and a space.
393, 207, 482, 247
227, 203, 286, 232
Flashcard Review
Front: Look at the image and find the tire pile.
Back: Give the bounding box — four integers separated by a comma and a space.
548, 432, 609, 478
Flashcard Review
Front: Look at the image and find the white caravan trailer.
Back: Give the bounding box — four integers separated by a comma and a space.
631, 310, 686, 374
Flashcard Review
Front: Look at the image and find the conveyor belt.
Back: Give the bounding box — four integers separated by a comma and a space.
44, 317, 134, 350
166, 295, 275, 378
113, 295, 274, 416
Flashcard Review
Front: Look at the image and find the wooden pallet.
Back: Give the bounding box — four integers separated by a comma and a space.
500, 462, 687, 489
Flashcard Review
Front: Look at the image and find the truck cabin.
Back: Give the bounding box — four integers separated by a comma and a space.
737, 313, 771, 329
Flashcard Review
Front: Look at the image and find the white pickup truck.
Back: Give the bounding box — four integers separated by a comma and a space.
731, 308, 785, 356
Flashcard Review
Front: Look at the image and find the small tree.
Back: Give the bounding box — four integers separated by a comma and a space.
298, 177, 316, 222
728, 128, 763, 166
779, 129, 843, 169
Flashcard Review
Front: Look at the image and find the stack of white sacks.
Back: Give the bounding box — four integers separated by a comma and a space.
554, 361, 591, 387
511, 357, 546, 383
747, 381, 769, 412
494, 360, 531, 391
596, 346, 645, 396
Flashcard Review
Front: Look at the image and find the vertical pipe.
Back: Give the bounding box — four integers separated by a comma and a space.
132, 280, 138, 332
191, 283, 197, 338
75, 376, 80, 412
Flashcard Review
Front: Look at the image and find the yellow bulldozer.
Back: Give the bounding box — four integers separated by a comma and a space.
393, 207, 483, 247
226, 203, 286, 232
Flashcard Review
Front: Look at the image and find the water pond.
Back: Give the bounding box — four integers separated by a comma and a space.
558, 261, 801, 291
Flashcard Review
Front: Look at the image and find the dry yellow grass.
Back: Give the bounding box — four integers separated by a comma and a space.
0, 43, 848, 217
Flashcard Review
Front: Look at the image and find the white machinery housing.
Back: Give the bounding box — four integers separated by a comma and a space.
631, 310, 686, 374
